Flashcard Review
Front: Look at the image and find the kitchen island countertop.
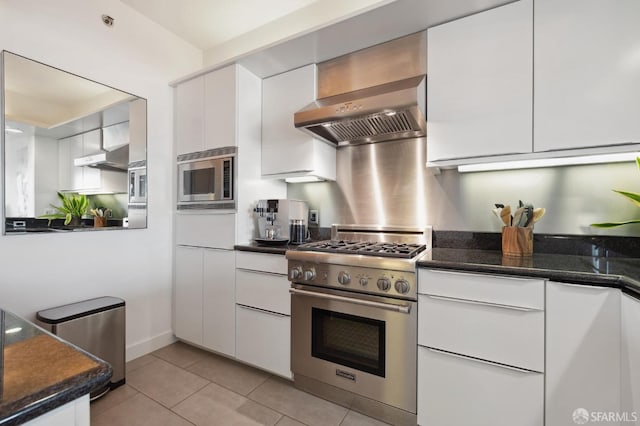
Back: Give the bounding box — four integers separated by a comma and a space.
0, 309, 112, 425
418, 247, 640, 298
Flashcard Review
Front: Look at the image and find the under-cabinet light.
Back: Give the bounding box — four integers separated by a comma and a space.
4, 127, 23, 134
285, 176, 324, 183
5, 327, 22, 334
457, 152, 640, 173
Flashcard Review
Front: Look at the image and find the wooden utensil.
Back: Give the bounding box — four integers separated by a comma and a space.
500, 205, 512, 226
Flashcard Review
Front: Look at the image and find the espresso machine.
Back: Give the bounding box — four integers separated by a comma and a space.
254, 199, 309, 243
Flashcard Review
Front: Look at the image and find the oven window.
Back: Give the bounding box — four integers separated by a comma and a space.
311, 308, 385, 377
184, 168, 215, 195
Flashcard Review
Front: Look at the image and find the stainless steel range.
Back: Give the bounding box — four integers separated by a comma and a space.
286, 225, 431, 426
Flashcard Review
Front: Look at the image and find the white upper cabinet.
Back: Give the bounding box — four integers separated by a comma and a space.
204, 66, 237, 150
261, 64, 336, 180
427, 0, 533, 162
534, 0, 640, 152
175, 65, 237, 155
175, 77, 205, 156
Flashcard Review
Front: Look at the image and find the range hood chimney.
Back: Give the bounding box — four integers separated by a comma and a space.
294, 31, 427, 147
294, 76, 426, 146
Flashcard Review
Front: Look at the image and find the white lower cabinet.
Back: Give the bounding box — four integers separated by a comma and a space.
418, 346, 543, 426
546, 282, 621, 425
24, 395, 89, 426
175, 246, 204, 346
417, 269, 544, 426
622, 293, 640, 418
174, 245, 235, 357
234, 251, 291, 378
236, 305, 291, 378
203, 248, 236, 357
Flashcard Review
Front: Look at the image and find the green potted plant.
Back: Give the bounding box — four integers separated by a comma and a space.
591, 157, 640, 228
40, 192, 89, 226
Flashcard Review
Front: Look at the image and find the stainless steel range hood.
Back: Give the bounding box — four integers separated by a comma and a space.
74, 122, 129, 172
294, 75, 426, 146
74, 145, 129, 172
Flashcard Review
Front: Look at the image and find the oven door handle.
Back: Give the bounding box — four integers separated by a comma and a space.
289, 288, 412, 314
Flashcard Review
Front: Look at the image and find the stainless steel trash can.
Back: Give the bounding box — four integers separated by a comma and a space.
36, 296, 125, 399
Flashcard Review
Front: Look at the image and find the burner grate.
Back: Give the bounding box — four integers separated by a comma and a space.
298, 240, 426, 259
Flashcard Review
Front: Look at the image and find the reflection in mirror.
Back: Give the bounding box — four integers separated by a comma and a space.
2, 51, 147, 234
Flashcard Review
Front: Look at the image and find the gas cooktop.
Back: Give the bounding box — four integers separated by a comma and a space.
298, 240, 427, 259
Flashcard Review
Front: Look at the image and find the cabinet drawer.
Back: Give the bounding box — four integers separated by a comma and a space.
236, 305, 291, 378
418, 293, 544, 372
176, 213, 235, 249
418, 268, 544, 310
236, 269, 290, 315
418, 346, 543, 426
236, 251, 286, 274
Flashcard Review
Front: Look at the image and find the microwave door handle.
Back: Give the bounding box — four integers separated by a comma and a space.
289, 288, 411, 314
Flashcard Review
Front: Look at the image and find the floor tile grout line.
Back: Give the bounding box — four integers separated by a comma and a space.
167, 378, 212, 410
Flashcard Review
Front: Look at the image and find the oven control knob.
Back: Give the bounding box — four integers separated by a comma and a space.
377, 277, 391, 292
303, 268, 316, 281
359, 277, 369, 287
337, 271, 351, 285
290, 267, 303, 280
394, 279, 410, 294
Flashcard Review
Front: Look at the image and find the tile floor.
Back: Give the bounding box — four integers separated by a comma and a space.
90, 341, 391, 426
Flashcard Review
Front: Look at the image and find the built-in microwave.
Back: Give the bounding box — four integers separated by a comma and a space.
177, 151, 234, 209
129, 166, 147, 205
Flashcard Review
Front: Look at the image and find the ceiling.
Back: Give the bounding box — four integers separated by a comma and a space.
120, 0, 377, 51
4, 52, 133, 130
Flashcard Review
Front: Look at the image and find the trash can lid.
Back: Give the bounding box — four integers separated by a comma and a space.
36, 296, 125, 324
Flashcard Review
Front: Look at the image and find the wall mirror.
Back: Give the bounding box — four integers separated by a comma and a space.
1, 51, 147, 234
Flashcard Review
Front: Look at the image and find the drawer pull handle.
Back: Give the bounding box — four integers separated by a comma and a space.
237, 304, 289, 317
424, 347, 541, 374
424, 294, 541, 312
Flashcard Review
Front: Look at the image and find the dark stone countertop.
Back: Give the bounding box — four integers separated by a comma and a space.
235, 242, 297, 255
419, 231, 640, 299
0, 310, 112, 425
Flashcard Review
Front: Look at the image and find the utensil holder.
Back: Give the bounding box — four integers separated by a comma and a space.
94, 216, 108, 228
502, 226, 533, 257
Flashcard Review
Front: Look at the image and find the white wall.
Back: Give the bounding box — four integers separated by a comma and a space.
0, 0, 202, 360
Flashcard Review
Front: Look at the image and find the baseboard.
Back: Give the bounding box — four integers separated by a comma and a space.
126, 330, 176, 362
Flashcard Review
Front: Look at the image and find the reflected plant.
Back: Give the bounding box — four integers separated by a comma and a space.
39, 192, 89, 225
591, 157, 640, 228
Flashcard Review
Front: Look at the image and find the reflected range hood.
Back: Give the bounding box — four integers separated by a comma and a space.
74, 122, 129, 172
294, 75, 426, 146
74, 145, 129, 172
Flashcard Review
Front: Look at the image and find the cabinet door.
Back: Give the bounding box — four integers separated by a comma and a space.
534, 0, 640, 152
175, 76, 204, 155
174, 246, 203, 345
622, 294, 640, 418
236, 304, 291, 379
204, 65, 236, 149
81, 129, 101, 190
546, 282, 621, 425
426, 0, 532, 162
202, 248, 236, 357
261, 65, 318, 176
418, 346, 543, 426
58, 135, 84, 191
